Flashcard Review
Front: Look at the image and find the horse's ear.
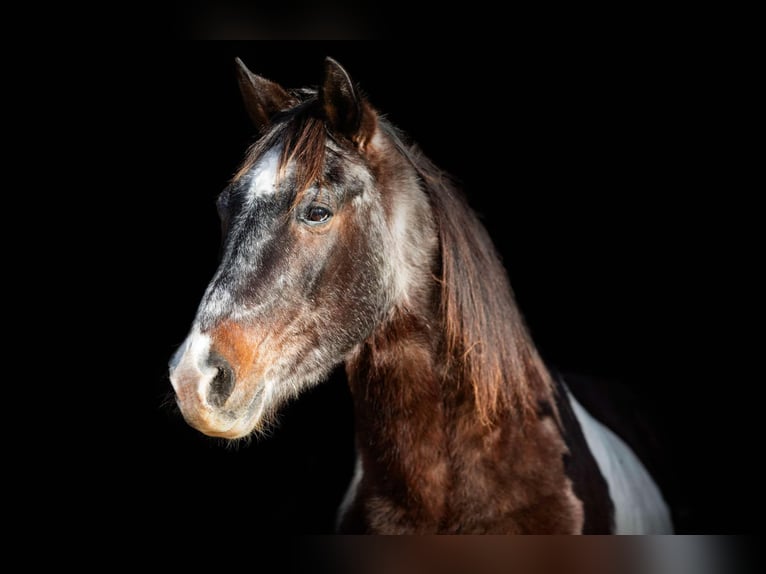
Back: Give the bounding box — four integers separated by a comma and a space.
235, 57, 296, 133
320, 57, 376, 148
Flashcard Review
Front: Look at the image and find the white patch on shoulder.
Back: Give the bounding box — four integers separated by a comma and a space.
568, 390, 674, 534
247, 147, 281, 199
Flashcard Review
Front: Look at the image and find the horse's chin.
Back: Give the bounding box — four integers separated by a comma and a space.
195, 421, 257, 440
179, 384, 267, 440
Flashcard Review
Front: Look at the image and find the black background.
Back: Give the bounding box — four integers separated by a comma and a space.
119, 43, 754, 534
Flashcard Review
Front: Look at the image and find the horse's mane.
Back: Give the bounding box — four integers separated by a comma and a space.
235, 95, 541, 424
383, 123, 541, 424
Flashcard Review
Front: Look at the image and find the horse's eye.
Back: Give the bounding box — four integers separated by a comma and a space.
303, 205, 333, 224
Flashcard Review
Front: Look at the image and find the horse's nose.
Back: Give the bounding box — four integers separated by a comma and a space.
207, 353, 235, 407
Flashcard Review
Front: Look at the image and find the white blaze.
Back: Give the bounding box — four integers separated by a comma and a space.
247, 148, 281, 199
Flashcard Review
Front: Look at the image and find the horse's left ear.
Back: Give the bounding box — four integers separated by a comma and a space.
235, 57, 297, 134
320, 57, 377, 148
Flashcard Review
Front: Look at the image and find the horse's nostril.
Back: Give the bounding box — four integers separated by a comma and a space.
207, 354, 235, 407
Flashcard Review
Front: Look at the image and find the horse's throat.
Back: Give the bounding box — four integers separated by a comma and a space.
343, 316, 450, 530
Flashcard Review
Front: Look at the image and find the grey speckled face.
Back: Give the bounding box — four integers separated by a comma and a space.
168, 55, 440, 441
169, 135, 396, 439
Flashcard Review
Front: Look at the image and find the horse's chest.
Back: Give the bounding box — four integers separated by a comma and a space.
339, 420, 586, 534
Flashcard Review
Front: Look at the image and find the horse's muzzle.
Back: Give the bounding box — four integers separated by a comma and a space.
169, 330, 256, 439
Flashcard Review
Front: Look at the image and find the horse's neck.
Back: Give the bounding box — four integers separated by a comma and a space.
344, 305, 579, 533
345, 306, 451, 528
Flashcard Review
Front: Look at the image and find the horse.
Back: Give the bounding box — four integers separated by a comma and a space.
168, 56, 674, 534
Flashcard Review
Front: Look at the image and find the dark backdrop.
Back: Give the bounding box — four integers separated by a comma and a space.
124, 43, 753, 534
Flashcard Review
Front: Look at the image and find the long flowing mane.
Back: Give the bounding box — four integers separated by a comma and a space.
383, 123, 541, 424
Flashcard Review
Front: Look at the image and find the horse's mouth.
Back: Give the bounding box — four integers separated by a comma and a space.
240, 384, 267, 428
183, 383, 267, 440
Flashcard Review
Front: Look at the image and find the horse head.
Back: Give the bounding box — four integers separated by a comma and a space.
169, 58, 436, 439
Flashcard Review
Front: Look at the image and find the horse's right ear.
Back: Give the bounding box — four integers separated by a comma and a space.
235, 57, 296, 133
320, 57, 376, 149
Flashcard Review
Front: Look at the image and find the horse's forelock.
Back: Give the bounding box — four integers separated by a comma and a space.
234, 98, 369, 211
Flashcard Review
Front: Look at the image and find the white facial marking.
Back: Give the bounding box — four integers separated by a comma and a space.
169, 326, 218, 406
568, 389, 674, 534
247, 147, 281, 199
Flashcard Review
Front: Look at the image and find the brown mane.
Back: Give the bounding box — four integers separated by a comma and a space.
384, 125, 543, 425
